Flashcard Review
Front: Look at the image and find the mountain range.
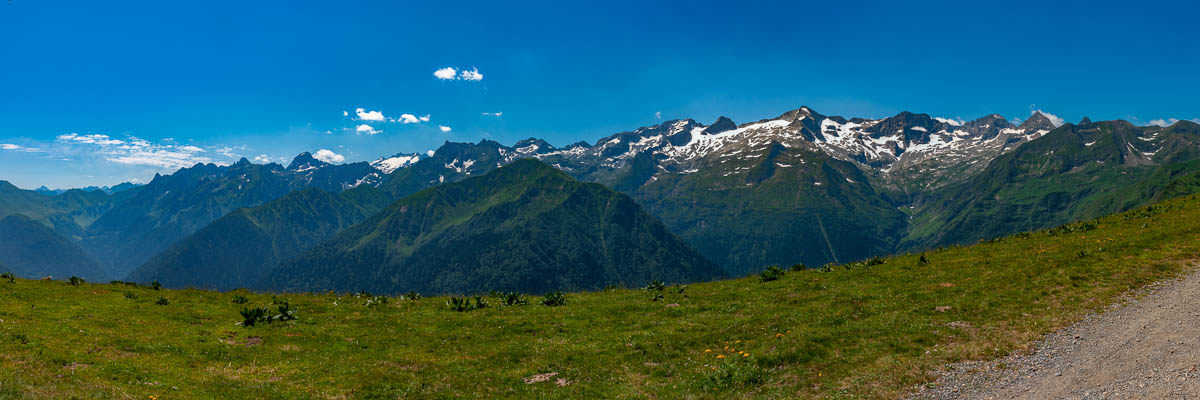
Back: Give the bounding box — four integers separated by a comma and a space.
2, 106, 1198, 292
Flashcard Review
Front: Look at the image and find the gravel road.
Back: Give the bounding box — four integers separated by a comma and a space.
911, 264, 1200, 399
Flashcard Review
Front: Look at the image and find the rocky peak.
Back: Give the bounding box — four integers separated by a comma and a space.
1018, 112, 1056, 131
704, 116, 737, 135
287, 152, 328, 171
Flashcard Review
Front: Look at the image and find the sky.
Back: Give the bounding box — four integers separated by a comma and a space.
2, 0, 1199, 189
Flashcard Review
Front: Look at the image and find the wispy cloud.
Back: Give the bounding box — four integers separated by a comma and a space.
313, 149, 345, 163
54, 133, 219, 169
0, 143, 42, 152
356, 124, 382, 135
439, 125, 452, 132
482, 112, 503, 117
655, 111, 662, 120
1148, 118, 1200, 127
355, 107, 386, 121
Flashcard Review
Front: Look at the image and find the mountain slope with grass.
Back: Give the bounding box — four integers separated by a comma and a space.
263, 159, 724, 294
127, 185, 393, 290
0, 214, 107, 280
0, 195, 1196, 398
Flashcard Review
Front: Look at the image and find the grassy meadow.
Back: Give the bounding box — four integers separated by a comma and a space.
1, 195, 1199, 399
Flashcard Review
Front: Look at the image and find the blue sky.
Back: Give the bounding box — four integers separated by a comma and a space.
2, 0, 1198, 188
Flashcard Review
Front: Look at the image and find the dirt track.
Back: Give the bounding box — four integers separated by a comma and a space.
912, 264, 1200, 399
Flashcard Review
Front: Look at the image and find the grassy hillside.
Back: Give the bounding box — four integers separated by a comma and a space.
1, 195, 1198, 399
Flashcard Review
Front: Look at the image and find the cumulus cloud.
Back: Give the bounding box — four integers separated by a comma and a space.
398, 114, 420, 124
313, 149, 345, 163
439, 125, 452, 132
434, 67, 458, 80
655, 111, 662, 120
253, 154, 271, 163
482, 112, 503, 117
343, 110, 349, 117
459, 68, 483, 81
355, 107, 386, 121
419, 114, 430, 122
434, 66, 483, 81
1032, 110, 1065, 127
356, 124, 382, 135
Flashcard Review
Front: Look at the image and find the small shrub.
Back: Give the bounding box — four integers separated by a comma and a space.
541, 292, 566, 307
239, 307, 269, 327
402, 291, 422, 300
789, 263, 806, 272
68, 276, 85, 286
446, 296, 488, 312
231, 295, 248, 304
1, 273, 14, 284
673, 284, 688, 294
274, 302, 297, 321
818, 263, 834, 273
155, 297, 169, 305
644, 280, 666, 292
364, 296, 389, 308
866, 256, 884, 266
651, 293, 664, 301
151, 281, 162, 290
495, 291, 528, 306
759, 265, 785, 282
1077, 250, 1088, 258
918, 254, 930, 265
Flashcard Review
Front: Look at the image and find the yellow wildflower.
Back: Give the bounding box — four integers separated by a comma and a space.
742, 353, 749, 357
717, 355, 725, 359
705, 349, 712, 353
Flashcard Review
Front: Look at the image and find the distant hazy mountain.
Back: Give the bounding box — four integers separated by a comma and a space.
0, 215, 106, 280
127, 185, 392, 290
263, 159, 724, 294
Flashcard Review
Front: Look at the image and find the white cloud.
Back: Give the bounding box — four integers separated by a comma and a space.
177, 145, 204, 153
655, 111, 662, 120
426, 149, 436, 157
355, 107, 386, 121
1032, 110, 1065, 127
356, 124, 382, 135
435, 66, 483, 81
434, 67, 458, 80
253, 154, 271, 163
439, 125, 452, 132
0, 143, 41, 152
398, 114, 420, 124
313, 149, 345, 163
343, 110, 349, 117
934, 117, 964, 126
419, 114, 431, 122
1148, 118, 1200, 127
459, 68, 483, 81
56, 133, 125, 146
482, 112, 503, 117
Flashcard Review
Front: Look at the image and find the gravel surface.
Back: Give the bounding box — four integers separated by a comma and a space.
911, 264, 1200, 399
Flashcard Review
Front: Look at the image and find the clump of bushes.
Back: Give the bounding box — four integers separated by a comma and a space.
644, 280, 666, 292
401, 291, 422, 300
1, 273, 14, 284
493, 291, 528, 306
673, 284, 687, 294
68, 276, 85, 286
364, 295, 389, 308
447, 296, 488, 312
789, 263, 806, 272
759, 265, 785, 282
151, 281, 162, 290
231, 295, 248, 304
238, 302, 297, 327
541, 292, 566, 307
918, 254, 930, 265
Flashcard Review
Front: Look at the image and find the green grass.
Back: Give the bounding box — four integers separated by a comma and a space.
2, 195, 1200, 399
